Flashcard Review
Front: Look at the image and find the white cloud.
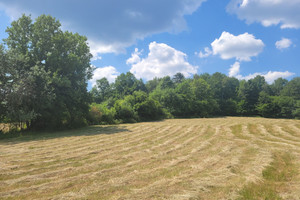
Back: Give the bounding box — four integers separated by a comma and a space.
211, 31, 264, 61
243, 71, 295, 83
0, 0, 206, 57
275, 38, 292, 50
89, 66, 120, 86
227, 0, 300, 29
129, 42, 198, 80
262, 71, 295, 83
229, 61, 241, 77
126, 48, 142, 65
228, 62, 295, 83
197, 47, 212, 58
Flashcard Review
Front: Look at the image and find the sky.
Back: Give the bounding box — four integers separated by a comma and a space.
0, 0, 299, 89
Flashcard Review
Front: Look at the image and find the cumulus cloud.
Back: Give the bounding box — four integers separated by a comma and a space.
128, 42, 198, 80
197, 47, 212, 58
275, 38, 292, 50
228, 62, 295, 83
211, 31, 264, 61
0, 0, 206, 58
244, 71, 295, 83
89, 66, 120, 86
229, 61, 241, 77
227, 0, 300, 29
126, 48, 142, 65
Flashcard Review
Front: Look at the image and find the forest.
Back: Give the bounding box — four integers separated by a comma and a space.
0, 14, 299, 131
88, 72, 300, 125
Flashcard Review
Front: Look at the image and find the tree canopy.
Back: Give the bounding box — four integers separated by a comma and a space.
0, 14, 92, 130
89, 71, 300, 125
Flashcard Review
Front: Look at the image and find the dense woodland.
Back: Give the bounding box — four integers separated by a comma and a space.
0, 15, 299, 132
88, 72, 300, 124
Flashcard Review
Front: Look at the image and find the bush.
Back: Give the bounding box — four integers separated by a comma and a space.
87, 103, 116, 125
134, 98, 166, 121
114, 100, 138, 123
88, 105, 102, 125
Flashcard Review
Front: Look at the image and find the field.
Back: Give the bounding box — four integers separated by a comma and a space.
1, 117, 300, 199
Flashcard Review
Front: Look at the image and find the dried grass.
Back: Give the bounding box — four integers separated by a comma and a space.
0, 117, 300, 199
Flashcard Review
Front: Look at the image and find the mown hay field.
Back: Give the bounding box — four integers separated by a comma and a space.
1, 117, 300, 199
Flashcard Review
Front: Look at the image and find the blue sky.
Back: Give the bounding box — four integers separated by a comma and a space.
0, 0, 299, 88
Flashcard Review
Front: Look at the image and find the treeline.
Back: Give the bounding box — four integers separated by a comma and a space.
0, 15, 93, 130
89, 72, 300, 124
1, 15, 299, 132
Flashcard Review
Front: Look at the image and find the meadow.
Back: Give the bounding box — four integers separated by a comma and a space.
1, 117, 300, 199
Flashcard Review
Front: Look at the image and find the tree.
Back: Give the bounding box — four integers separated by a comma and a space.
238, 76, 267, 115
256, 91, 277, 118
0, 45, 9, 121
2, 14, 93, 129
145, 77, 161, 92
271, 78, 288, 96
281, 77, 300, 100
114, 98, 138, 123
221, 77, 239, 115
172, 72, 185, 84
91, 77, 111, 103
130, 91, 166, 120
292, 100, 300, 119
174, 80, 193, 116
158, 76, 174, 90
191, 78, 218, 117
150, 88, 179, 116
114, 72, 146, 98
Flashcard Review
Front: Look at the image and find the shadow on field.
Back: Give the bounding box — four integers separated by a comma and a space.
0, 125, 130, 145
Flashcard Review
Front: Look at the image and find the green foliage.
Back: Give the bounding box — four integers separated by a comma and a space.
2, 14, 298, 130
114, 99, 138, 123
150, 88, 180, 116
271, 78, 288, 96
114, 72, 146, 98
87, 103, 116, 125
90, 72, 299, 124
257, 91, 295, 118
172, 72, 185, 84
145, 77, 161, 92
87, 105, 102, 125
158, 76, 174, 90
1, 14, 92, 130
281, 77, 300, 100
238, 76, 268, 115
292, 100, 300, 119
132, 91, 166, 120
91, 77, 112, 103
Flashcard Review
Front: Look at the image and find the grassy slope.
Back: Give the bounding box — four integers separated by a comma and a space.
0, 117, 300, 199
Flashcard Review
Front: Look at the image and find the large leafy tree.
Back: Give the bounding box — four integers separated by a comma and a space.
91, 77, 112, 103
114, 72, 146, 98
271, 78, 288, 96
238, 76, 268, 115
281, 77, 300, 100
0, 44, 9, 121
2, 14, 92, 129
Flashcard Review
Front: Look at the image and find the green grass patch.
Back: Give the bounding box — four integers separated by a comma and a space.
238, 152, 297, 200
262, 152, 296, 182
238, 182, 281, 200
230, 124, 249, 139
